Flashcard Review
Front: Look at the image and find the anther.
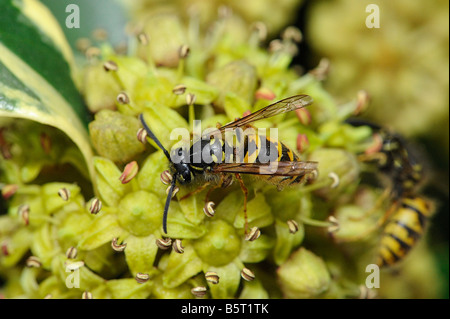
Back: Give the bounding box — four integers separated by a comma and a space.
89, 198, 102, 215
103, 60, 118, 72
245, 226, 261, 241
191, 286, 207, 298
172, 84, 187, 95
328, 172, 340, 188
156, 238, 172, 250
58, 188, 70, 201
119, 161, 139, 184
18, 204, 30, 226
172, 239, 184, 254
241, 267, 255, 281
82, 291, 93, 299
160, 170, 173, 185
287, 220, 299, 234
66, 246, 78, 259
26, 256, 42, 268
111, 238, 127, 252
117, 92, 130, 104
137, 128, 148, 144
203, 201, 215, 217
186, 93, 196, 106
327, 216, 340, 233
137, 32, 149, 46
135, 273, 150, 283
205, 271, 220, 285
179, 44, 190, 59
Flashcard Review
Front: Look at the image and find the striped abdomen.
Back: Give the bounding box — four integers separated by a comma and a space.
377, 197, 432, 267
243, 134, 309, 188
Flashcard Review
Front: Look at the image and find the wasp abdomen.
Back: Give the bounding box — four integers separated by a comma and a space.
377, 197, 432, 267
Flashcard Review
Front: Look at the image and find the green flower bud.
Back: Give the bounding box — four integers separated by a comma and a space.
331, 187, 383, 243
331, 204, 380, 243
239, 279, 269, 299
124, 234, 159, 276
1, 227, 33, 268
42, 183, 81, 214
93, 157, 131, 206
207, 60, 258, 110
179, 77, 219, 106
308, 148, 360, 200
273, 218, 304, 265
319, 121, 372, 150
78, 209, 124, 250
233, 192, 274, 230
206, 262, 242, 299
163, 242, 204, 288
193, 220, 241, 267
89, 110, 145, 164
82, 63, 122, 112
117, 190, 163, 236
31, 223, 58, 268
138, 151, 169, 198
140, 14, 187, 67
239, 234, 274, 263
152, 274, 193, 299
277, 247, 331, 298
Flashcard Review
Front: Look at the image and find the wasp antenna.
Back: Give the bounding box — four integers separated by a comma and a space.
163, 175, 177, 234
139, 113, 171, 160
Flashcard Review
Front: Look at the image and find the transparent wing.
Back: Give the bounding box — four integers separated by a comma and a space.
211, 161, 318, 176
218, 95, 313, 132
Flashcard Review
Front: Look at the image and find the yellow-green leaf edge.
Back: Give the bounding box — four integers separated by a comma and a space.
0, 0, 94, 180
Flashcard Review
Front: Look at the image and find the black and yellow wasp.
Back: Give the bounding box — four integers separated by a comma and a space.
140, 95, 319, 234
349, 119, 433, 267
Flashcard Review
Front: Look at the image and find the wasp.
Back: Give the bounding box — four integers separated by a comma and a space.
139, 95, 319, 234
348, 119, 433, 267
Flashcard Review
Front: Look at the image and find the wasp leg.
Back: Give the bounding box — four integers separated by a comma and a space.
357, 152, 388, 166
179, 182, 211, 201
202, 174, 233, 203
235, 173, 249, 235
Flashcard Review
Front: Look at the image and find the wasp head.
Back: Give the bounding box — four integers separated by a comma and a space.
170, 147, 192, 184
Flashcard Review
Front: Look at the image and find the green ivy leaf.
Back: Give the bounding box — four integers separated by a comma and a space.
0, 0, 94, 179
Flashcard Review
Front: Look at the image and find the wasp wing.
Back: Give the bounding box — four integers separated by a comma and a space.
217, 95, 313, 132
210, 161, 318, 176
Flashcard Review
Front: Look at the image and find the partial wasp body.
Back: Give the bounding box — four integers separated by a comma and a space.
377, 196, 432, 267
348, 119, 433, 267
140, 95, 318, 234
373, 130, 423, 199
348, 119, 424, 199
